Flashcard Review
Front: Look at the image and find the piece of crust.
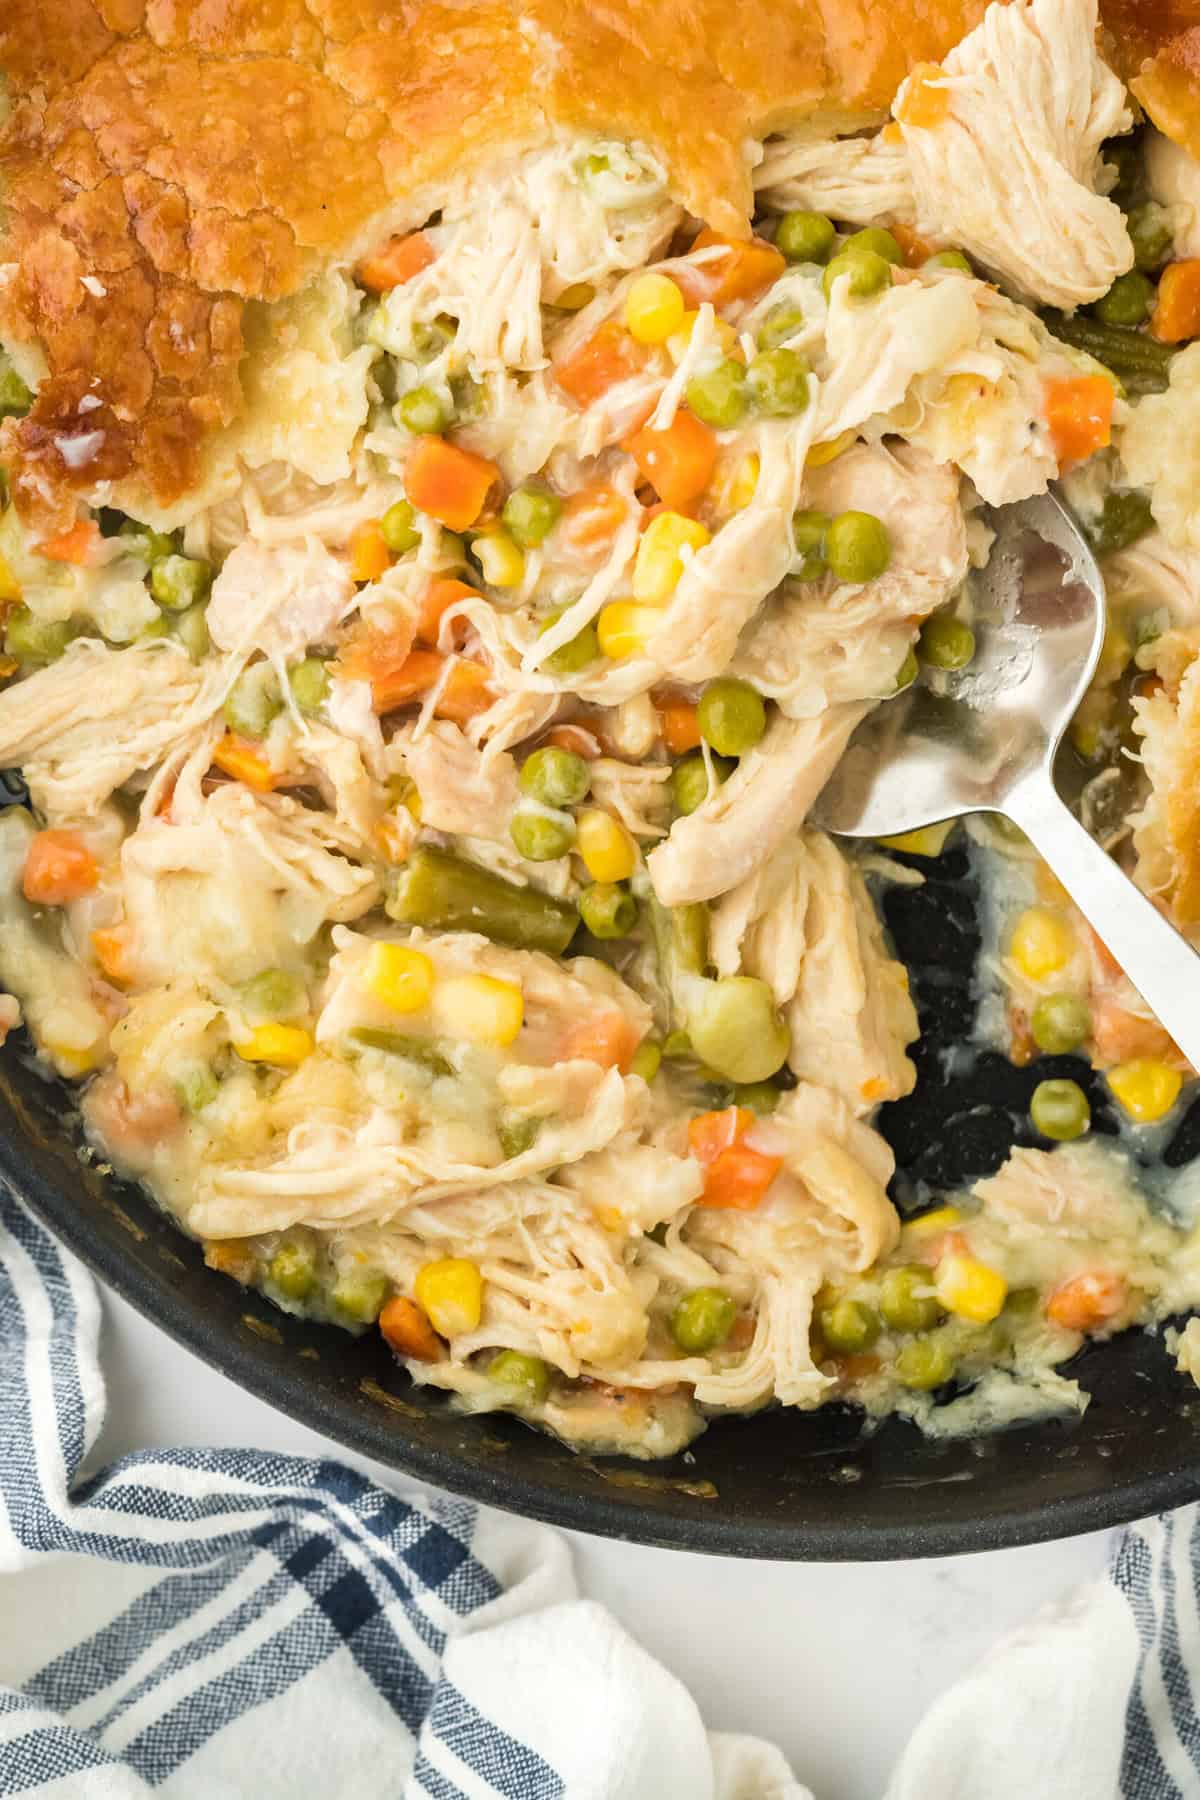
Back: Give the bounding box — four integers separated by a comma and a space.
0, 0, 1187, 529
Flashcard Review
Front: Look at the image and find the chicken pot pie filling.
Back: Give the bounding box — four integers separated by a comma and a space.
4, 0, 1200, 1455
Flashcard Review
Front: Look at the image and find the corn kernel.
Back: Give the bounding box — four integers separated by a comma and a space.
597, 601, 662, 659
806, 429, 856, 467
667, 309, 740, 366
0, 555, 21, 605
473, 529, 525, 589
1009, 906, 1075, 982
235, 1023, 314, 1067
360, 941, 434, 1013
434, 973, 524, 1047
934, 1253, 1008, 1324
1107, 1058, 1183, 1123
904, 1205, 963, 1238
878, 821, 956, 858
45, 1040, 103, 1078
414, 1257, 484, 1336
624, 272, 686, 345
576, 807, 637, 882
726, 453, 760, 512
632, 512, 711, 605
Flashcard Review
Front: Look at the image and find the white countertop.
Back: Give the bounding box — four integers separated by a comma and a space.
96, 1292, 1114, 1800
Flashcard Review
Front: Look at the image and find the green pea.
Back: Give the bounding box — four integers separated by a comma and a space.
823, 249, 893, 302
150, 554, 212, 613
918, 614, 976, 670
270, 1240, 317, 1301
757, 303, 807, 351
792, 508, 831, 580
579, 881, 638, 939
686, 976, 790, 1085
879, 1265, 943, 1332
139, 615, 171, 643
1030, 993, 1091, 1055
670, 1287, 738, 1353
628, 1039, 662, 1083
894, 649, 919, 692
397, 385, 450, 434
671, 749, 733, 816
697, 677, 766, 756
450, 375, 485, 423
842, 226, 904, 266
510, 808, 575, 861
825, 510, 892, 583
288, 657, 330, 715
540, 615, 600, 676
1030, 1077, 1091, 1141
488, 1348, 551, 1403
380, 499, 421, 554
662, 1029, 694, 1060
519, 745, 590, 807
924, 249, 973, 274
775, 209, 836, 264
503, 484, 563, 549
411, 318, 455, 360
746, 348, 811, 416
174, 1064, 219, 1114
818, 1298, 881, 1354
1086, 489, 1154, 557
733, 1081, 781, 1116
119, 519, 177, 563
685, 358, 750, 430
497, 1113, 539, 1160
240, 967, 305, 1022
895, 1335, 956, 1390
224, 664, 282, 738
0, 359, 33, 419
173, 603, 210, 662
1093, 270, 1156, 328
4, 607, 76, 664
333, 1271, 389, 1324
1128, 202, 1173, 273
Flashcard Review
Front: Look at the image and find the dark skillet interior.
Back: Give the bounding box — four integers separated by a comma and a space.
6, 838, 1200, 1558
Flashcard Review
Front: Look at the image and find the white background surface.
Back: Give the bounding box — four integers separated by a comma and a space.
87, 1291, 1118, 1800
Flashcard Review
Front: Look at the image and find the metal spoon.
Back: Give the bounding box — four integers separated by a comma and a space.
811, 491, 1200, 1070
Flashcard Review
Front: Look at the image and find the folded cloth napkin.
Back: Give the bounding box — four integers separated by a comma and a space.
0, 1189, 805, 1799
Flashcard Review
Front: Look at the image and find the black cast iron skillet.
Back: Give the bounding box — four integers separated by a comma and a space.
6, 837, 1200, 1557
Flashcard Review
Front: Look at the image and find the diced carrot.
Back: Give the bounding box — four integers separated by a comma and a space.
434, 659, 495, 725
688, 1106, 782, 1210
348, 519, 392, 583
379, 1294, 443, 1362
1046, 1270, 1127, 1332
1006, 1003, 1037, 1068
204, 1239, 259, 1284
895, 62, 951, 129
675, 230, 786, 307
22, 830, 99, 905
1151, 258, 1200, 344
91, 924, 135, 985
689, 1105, 754, 1164
560, 1011, 643, 1072
559, 482, 631, 556
36, 519, 101, 566
1043, 375, 1113, 469
653, 691, 701, 753
370, 647, 494, 723
355, 230, 436, 294
890, 220, 939, 266
372, 815, 413, 865
912, 1229, 969, 1269
555, 321, 649, 408
545, 723, 604, 759
624, 409, 718, 510
1089, 997, 1176, 1068
404, 436, 499, 532
417, 577, 481, 646
211, 735, 278, 793
337, 616, 417, 690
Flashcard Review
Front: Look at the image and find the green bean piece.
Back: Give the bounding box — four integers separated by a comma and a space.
672, 903, 710, 976
757, 303, 806, 351
1030, 994, 1091, 1055
397, 385, 450, 434
497, 1114, 539, 1160
150, 554, 212, 613
333, 1271, 389, 1324
224, 664, 283, 739
1093, 270, 1157, 329
380, 499, 421, 554
540, 613, 600, 676
670, 1287, 738, 1353
4, 607, 76, 664
488, 1349, 551, 1403
842, 226, 904, 266
924, 249, 973, 274
119, 519, 177, 563
519, 745, 590, 807
1030, 1077, 1091, 1141
697, 677, 766, 756
348, 1029, 454, 1076
386, 845, 578, 955
685, 358, 750, 430
288, 657, 330, 715
879, 1265, 944, 1332
823, 249, 893, 302
173, 603, 210, 662
918, 614, 976, 670
579, 881, 638, 939
503, 484, 563, 549
818, 1298, 881, 1354
825, 510, 891, 583
270, 1240, 318, 1301
174, 1064, 219, 1114
775, 210, 836, 264
1086, 489, 1155, 557
671, 749, 733, 816
1042, 309, 1174, 394
1128, 202, 1173, 273
0, 358, 33, 418
510, 809, 575, 861
792, 508, 831, 580
895, 1335, 956, 1390
733, 1081, 781, 1116
628, 1039, 663, 1083
686, 975, 790, 1084
746, 348, 811, 416
894, 649, 919, 692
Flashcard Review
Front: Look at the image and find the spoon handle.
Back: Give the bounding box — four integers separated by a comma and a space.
1004, 774, 1200, 1073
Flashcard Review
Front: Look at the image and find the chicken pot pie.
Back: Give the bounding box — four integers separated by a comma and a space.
6, 0, 1200, 1457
